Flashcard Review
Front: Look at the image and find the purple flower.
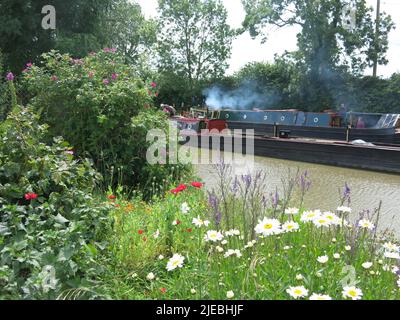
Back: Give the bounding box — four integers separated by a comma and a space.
6, 72, 14, 81
65, 150, 74, 155
111, 73, 118, 80
208, 192, 221, 226
103, 79, 110, 85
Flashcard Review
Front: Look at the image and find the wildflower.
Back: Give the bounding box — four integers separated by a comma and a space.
283, 246, 292, 250
397, 277, 400, 288
88, 71, 95, 78
309, 293, 332, 300
362, 262, 373, 269
107, 194, 116, 200
358, 219, 375, 230
322, 212, 340, 225
286, 286, 309, 299
384, 251, 400, 260
192, 216, 210, 228
158, 255, 164, 260
138, 230, 144, 235
24, 193, 38, 200
317, 255, 329, 264
333, 253, 341, 259
300, 210, 321, 222
313, 217, 331, 228
103, 79, 110, 85
216, 246, 224, 253
337, 206, 352, 214
342, 286, 363, 300
254, 218, 281, 236
172, 220, 181, 226
26, 62, 33, 67
225, 229, 240, 237
391, 266, 399, 274
187, 228, 192, 233
224, 249, 242, 258
285, 207, 299, 215
383, 242, 399, 252
6, 72, 14, 81
191, 289, 197, 294
226, 291, 234, 299
153, 229, 160, 239
316, 272, 322, 278
181, 202, 190, 214
166, 254, 185, 271
146, 272, 155, 281
345, 245, 352, 251
296, 274, 304, 280
332, 238, 337, 243
205, 230, 224, 242
151, 82, 157, 88
160, 287, 167, 294
170, 184, 187, 194
244, 241, 256, 249
221, 240, 228, 245
282, 221, 300, 233
51, 75, 58, 81
111, 73, 118, 80
191, 182, 203, 188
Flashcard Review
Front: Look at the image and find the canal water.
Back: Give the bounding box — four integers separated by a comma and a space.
193, 149, 400, 234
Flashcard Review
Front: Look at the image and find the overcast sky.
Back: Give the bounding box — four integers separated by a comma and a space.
136, 0, 400, 78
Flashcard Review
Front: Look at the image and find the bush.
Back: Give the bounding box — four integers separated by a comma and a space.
23, 50, 190, 196
0, 52, 11, 121
0, 103, 111, 299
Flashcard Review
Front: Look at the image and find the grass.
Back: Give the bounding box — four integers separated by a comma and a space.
97, 166, 400, 300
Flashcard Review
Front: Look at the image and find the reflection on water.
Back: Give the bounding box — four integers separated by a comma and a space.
194, 149, 400, 234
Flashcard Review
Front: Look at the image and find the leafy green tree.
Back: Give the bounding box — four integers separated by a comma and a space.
0, 0, 113, 72
157, 0, 234, 105
242, 0, 395, 110
99, 0, 158, 65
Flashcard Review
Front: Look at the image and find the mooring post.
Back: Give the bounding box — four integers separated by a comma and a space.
346, 125, 351, 142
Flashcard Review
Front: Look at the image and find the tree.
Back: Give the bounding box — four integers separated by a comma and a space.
0, 0, 113, 72
242, 0, 395, 110
99, 0, 158, 65
157, 0, 234, 104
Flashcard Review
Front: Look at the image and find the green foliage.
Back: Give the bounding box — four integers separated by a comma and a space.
157, 0, 234, 103
0, 106, 111, 299
0, 52, 10, 120
241, 0, 395, 110
23, 50, 191, 196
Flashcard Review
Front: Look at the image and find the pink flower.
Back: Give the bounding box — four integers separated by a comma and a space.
103, 79, 110, 85
88, 72, 94, 78
22, 68, 29, 73
111, 73, 118, 80
111, 48, 117, 53
6, 72, 14, 81
26, 62, 33, 68
24, 193, 38, 200
150, 82, 157, 88
51, 75, 58, 81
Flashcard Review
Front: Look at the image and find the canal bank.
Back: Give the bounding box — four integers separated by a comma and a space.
193, 149, 400, 235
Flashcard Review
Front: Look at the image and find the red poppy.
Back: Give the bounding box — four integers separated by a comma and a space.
108, 195, 116, 200
175, 220, 181, 225
170, 184, 187, 194
138, 230, 144, 235
160, 287, 166, 294
191, 182, 203, 188
187, 228, 193, 233
24, 193, 38, 200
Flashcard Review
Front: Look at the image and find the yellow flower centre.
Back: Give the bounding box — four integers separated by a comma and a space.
294, 289, 302, 295
287, 225, 294, 229
264, 224, 273, 230
348, 290, 357, 297
172, 260, 180, 267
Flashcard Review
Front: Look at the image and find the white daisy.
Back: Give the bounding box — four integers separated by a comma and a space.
362, 262, 373, 269
146, 272, 155, 280
313, 216, 331, 228
384, 251, 400, 260
333, 253, 341, 259
345, 245, 352, 251
322, 212, 341, 225
285, 207, 299, 215
309, 293, 332, 300
204, 230, 224, 242
226, 290, 234, 299
224, 249, 242, 258
358, 219, 375, 230
286, 286, 309, 299
192, 216, 210, 228
225, 229, 240, 237
317, 255, 329, 264
191, 289, 197, 294
383, 242, 399, 252
216, 246, 224, 253
181, 202, 190, 214
300, 210, 321, 222
337, 206, 352, 214
296, 274, 304, 280
342, 286, 363, 300
166, 253, 185, 271
254, 218, 282, 236
282, 221, 300, 233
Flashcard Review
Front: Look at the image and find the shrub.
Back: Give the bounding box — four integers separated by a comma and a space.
0, 102, 111, 299
22, 50, 190, 196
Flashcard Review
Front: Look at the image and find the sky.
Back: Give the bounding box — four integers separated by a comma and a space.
135, 0, 400, 78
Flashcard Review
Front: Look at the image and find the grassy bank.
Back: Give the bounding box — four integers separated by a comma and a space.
98, 167, 400, 300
